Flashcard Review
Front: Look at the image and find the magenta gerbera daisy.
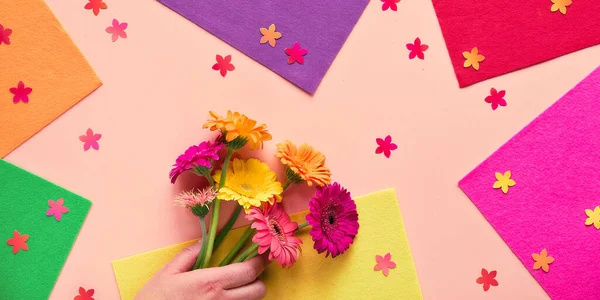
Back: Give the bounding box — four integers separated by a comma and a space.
306, 182, 359, 257
246, 203, 302, 268
169, 140, 224, 183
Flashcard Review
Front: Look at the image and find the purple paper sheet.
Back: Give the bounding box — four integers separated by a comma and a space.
157, 0, 369, 94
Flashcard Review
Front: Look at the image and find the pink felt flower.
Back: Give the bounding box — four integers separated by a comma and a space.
374, 253, 397, 276
74, 287, 95, 300
169, 140, 224, 184
284, 42, 308, 65
375, 135, 398, 158
406, 38, 429, 60
306, 182, 359, 258
382, 0, 401, 11
10, 81, 32, 104
476, 268, 499, 292
485, 88, 507, 110
106, 19, 127, 42
0, 24, 12, 45
212, 55, 235, 77
247, 203, 302, 268
47, 198, 69, 221
6, 230, 29, 254
84, 0, 108, 16
79, 128, 102, 151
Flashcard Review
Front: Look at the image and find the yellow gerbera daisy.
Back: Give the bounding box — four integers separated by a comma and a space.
202, 110, 272, 150
275, 140, 331, 187
213, 158, 282, 212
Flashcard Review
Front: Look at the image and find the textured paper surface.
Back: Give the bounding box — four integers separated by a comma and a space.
459, 67, 600, 300
432, 0, 600, 87
157, 0, 369, 94
0, 160, 92, 299
0, 0, 101, 157
112, 189, 422, 299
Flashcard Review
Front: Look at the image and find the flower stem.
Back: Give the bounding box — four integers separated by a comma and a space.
282, 180, 291, 191
206, 174, 214, 186
192, 216, 208, 270
243, 248, 259, 262
233, 243, 260, 264
218, 227, 254, 266
202, 148, 234, 268
296, 222, 310, 231
214, 205, 243, 250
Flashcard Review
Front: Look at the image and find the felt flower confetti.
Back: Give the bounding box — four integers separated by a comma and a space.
0, 24, 12, 45
47, 198, 69, 221
275, 140, 331, 187
6, 230, 28, 254
285, 42, 308, 65
212, 55, 235, 77
375, 135, 398, 158
381, 0, 401, 11
79, 128, 102, 151
476, 268, 498, 292
463, 47, 485, 70
9, 81, 33, 104
532, 249, 554, 272
551, 0, 572, 14
493, 171, 515, 194
406, 38, 428, 60
74, 287, 95, 300
374, 253, 396, 276
485, 88, 507, 110
84, 0, 108, 16
260, 24, 282, 48
106, 19, 128, 42
585, 206, 600, 229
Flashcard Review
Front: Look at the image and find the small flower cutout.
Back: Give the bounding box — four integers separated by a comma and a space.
285, 42, 308, 65
463, 47, 485, 70
7, 230, 29, 254
84, 0, 108, 16
212, 55, 235, 77
74, 287, 95, 300
374, 253, 396, 276
406, 38, 429, 60
476, 268, 498, 292
106, 19, 127, 42
0, 24, 12, 45
485, 88, 507, 110
10, 81, 33, 104
47, 198, 69, 221
80, 128, 102, 151
260, 24, 282, 48
551, 0, 572, 14
585, 206, 600, 229
381, 0, 401, 11
375, 135, 398, 158
493, 171, 515, 194
532, 249, 554, 272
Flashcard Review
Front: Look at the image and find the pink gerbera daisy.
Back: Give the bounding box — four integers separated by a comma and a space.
169, 139, 224, 183
306, 182, 359, 257
175, 187, 216, 217
246, 203, 302, 268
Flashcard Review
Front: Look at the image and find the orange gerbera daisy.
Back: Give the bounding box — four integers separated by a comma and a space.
275, 140, 331, 187
203, 111, 272, 150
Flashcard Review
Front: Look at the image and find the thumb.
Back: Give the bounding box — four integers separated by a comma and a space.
163, 241, 202, 274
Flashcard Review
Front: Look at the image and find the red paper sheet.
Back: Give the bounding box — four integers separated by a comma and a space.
432, 0, 600, 87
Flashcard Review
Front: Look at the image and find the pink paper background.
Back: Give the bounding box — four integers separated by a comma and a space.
4, 0, 600, 299
459, 67, 600, 300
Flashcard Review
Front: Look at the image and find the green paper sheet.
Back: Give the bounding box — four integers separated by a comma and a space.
0, 160, 91, 299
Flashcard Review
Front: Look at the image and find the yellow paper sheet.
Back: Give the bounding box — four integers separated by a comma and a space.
112, 189, 423, 299
0, 0, 101, 157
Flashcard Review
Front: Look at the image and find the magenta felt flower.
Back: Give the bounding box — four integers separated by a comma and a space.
46, 198, 69, 221
0, 24, 12, 45
485, 88, 507, 110
106, 19, 127, 42
169, 140, 224, 183
284, 42, 308, 65
406, 38, 429, 60
375, 135, 397, 158
212, 55, 235, 77
382, 0, 401, 11
10, 81, 33, 104
79, 128, 102, 151
306, 182, 359, 258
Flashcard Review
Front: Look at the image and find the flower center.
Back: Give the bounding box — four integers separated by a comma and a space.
241, 184, 252, 192
321, 204, 339, 237
328, 215, 335, 225
269, 219, 285, 241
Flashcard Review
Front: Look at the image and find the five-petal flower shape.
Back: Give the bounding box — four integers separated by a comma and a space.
74, 287, 95, 300
0, 24, 12, 45
212, 55, 235, 77
284, 42, 308, 65
585, 206, 600, 229
463, 47, 485, 70
374, 253, 397, 277
551, 0, 572, 14
106, 19, 127, 42
476, 268, 498, 292
406, 38, 429, 60
47, 198, 69, 221
7, 230, 29, 254
493, 171, 515, 194
376, 135, 398, 158
260, 24, 282, 48
532, 249, 554, 272
84, 0, 108, 16
79, 128, 102, 151
381, 0, 401, 11
485, 88, 507, 110
10, 81, 33, 104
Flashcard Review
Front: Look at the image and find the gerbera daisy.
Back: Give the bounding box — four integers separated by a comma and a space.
306, 182, 359, 257
275, 140, 331, 187
246, 203, 302, 267
174, 187, 217, 217
213, 158, 283, 212
169, 140, 224, 183
202, 111, 272, 150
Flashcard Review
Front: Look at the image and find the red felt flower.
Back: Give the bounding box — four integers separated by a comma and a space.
485, 88, 507, 110
284, 42, 308, 65
106, 19, 127, 42
84, 0, 108, 16
0, 24, 12, 45
74, 287, 95, 300
10, 81, 33, 104
406, 38, 429, 60
476, 268, 498, 291
375, 135, 398, 158
6, 230, 29, 254
212, 55, 235, 77
382, 0, 401, 11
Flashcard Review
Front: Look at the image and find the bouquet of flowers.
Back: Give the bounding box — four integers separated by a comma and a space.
169, 110, 360, 270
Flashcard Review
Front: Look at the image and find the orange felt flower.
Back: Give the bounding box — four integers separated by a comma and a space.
260, 24, 282, 47
532, 249, 555, 272
551, 0, 572, 14
463, 47, 485, 70
276, 140, 331, 187
203, 111, 271, 150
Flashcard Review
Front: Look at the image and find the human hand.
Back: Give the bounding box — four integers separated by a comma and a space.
135, 242, 268, 300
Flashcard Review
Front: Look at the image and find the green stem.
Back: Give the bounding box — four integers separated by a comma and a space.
202, 148, 234, 268
282, 180, 291, 191
218, 227, 254, 266
206, 174, 214, 186
296, 222, 310, 231
243, 248, 259, 262
214, 205, 243, 250
233, 243, 260, 264
192, 216, 208, 270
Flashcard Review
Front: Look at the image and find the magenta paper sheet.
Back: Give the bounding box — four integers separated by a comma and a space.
158, 0, 369, 94
459, 67, 600, 300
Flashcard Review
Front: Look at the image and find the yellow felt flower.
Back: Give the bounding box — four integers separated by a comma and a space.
585, 206, 600, 229
260, 24, 282, 48
532, 249, 554, 272
213, 158, 282, 212
493, 171, 516, 194
551, 0, 572, 14
275, 140, 331, 187
463, 47, 485, 70
202, 111, 272, 150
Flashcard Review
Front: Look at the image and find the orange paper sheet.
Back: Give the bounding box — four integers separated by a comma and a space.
0, 0, 101, 157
